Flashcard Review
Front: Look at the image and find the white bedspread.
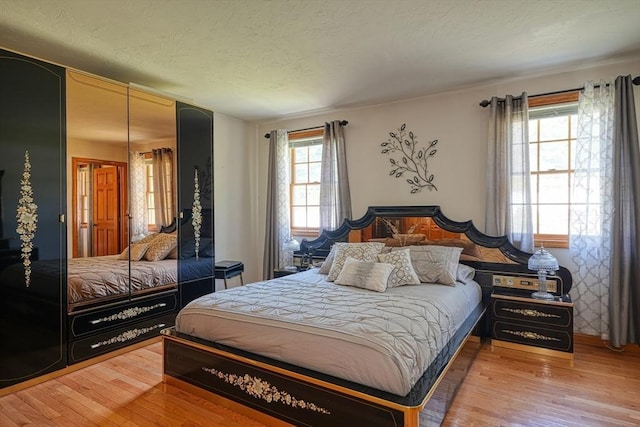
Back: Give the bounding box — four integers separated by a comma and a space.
176, 268, 481, 396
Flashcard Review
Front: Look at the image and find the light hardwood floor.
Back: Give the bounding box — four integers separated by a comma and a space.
1, 339, 638, 426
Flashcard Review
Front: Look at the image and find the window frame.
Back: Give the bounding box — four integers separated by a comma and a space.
528, 91, 579, 249
289, 128, 323, 238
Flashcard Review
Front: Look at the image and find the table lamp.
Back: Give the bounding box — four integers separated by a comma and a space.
528, 245, 559, 300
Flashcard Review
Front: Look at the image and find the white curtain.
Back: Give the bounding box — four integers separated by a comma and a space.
570, 80, 615, 339
319, 120, 352, 230
130, 151, 148, 239
484, 93, 534, 252
263, 129, 290, 278
152, 148, 174, 228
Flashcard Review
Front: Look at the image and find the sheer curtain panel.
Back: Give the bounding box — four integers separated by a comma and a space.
570, 80, 615, 339
130, 151, 148, 239
484, 93, 534, 252
319, 120, 352, 230
263, 129, 291, 279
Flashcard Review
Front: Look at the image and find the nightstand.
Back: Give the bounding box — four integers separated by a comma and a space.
215, 261, 244, 289
491, 292, 574, 360
273, 268, 300, 278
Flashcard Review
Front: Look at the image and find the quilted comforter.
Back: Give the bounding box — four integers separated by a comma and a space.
176, 268, 481, 396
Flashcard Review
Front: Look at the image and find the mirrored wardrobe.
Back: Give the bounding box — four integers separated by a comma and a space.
0, 48, 214, 389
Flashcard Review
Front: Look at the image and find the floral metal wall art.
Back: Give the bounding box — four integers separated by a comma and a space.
381, 124, 438, 193
16, 150, 38, 287
192, 167, 202, 260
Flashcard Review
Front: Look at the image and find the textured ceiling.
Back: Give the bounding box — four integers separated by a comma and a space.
1, 0, 639, 121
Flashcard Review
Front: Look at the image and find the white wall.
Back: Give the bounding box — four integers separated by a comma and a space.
213, 112, 260, 286
251, 56, 640, 277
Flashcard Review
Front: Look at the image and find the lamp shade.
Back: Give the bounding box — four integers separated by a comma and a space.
528, 247, 559, 271
284, 237, 300, 251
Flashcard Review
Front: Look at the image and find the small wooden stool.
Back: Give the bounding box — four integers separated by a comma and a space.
214, 260, 244, 289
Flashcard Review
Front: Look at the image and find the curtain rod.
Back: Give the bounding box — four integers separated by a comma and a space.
479, 75, 640, 107
263, 120, 348, 139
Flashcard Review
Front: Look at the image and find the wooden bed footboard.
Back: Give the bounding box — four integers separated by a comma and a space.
162, 304, 485, 427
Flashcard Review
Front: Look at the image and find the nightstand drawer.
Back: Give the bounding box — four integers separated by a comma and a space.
493, 321, 573, 352
492, 298, 572, 328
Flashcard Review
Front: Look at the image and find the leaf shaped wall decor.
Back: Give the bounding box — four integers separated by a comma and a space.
380, 124, 438, 193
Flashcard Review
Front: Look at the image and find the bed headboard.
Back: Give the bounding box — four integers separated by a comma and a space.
298, 205, 573, 300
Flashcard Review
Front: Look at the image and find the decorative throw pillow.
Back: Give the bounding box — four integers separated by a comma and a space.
456, 264, 476, 284
327, 242, 385, 281
144, 233, 177, 261
117, 243, 151, 261
395, 245, 463, 286
318, 244, 338, 274
334, 257, 394, 293
377, 248, 420, 287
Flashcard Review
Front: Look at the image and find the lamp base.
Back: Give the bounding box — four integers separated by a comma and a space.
531, 291, 555, 300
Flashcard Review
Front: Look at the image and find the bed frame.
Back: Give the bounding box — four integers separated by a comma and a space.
162, 205, 573, 426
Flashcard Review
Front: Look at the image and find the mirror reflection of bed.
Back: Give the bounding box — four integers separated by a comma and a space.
65, 70, 180, 315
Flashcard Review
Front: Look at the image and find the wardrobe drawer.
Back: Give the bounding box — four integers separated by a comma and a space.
69, 313, 175, 363
69, 293, 178, 338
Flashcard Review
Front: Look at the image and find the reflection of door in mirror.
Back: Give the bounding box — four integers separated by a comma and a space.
72, 158, 128, 257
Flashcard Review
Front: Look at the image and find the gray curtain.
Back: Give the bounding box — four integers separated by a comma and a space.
484, 94, 534, 252
262, 129, 290, 279
319, 120, 352, 230
151, 148, 174, 227
609, 75, 640, 347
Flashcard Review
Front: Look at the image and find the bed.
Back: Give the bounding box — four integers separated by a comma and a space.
162, 205, 573, 427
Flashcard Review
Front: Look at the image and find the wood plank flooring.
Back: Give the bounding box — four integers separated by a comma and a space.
1, 339, 638, 426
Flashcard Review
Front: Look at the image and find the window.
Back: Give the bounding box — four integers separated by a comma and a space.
528, 92, 579, 248
289, 129, 323, 237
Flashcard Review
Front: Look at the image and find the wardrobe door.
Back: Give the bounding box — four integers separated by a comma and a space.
176, 102, 214, 307
0, 49, 67, 388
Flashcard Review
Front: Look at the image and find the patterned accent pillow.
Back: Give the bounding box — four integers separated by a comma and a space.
395, 245, 463, 286
144, 233, 177, 261
327, 242, 385, 281
377, 248, 420, 287
334, 257, 394, 293
117, 243, 151, 261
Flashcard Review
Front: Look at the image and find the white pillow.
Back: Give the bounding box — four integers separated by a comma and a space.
334, 257, 394, 293
456, 264, 476, 284
327, 242, 385, 281
394, 245, 463, 286
377, 248, 420, 287
318, 244, 338, 274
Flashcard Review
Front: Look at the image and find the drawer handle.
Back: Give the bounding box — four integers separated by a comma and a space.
90, 323, 165, 349
503, 329, 560, 342
89, 303, 167, 325
502, 307, 560, 319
